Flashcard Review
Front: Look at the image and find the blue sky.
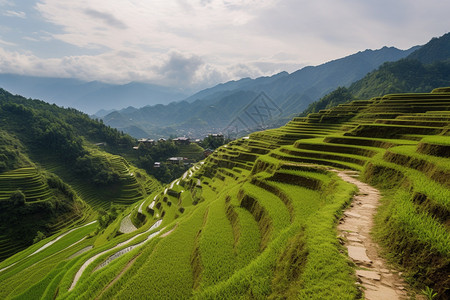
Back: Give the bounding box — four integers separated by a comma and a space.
0, 0, 449, 91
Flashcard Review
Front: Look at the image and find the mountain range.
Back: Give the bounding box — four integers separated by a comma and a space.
0, 75, 189, 114
303, 32, 450, 115
100, 45, 419, 138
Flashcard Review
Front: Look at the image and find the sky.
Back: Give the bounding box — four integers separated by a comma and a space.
0, 0, 449, 92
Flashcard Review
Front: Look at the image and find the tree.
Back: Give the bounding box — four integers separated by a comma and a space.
33, 231, 46, 244
10, 190, 26, 206
200, 135, 229, 149
301, 87, 354, 116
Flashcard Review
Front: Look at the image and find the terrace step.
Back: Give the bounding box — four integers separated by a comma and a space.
270, 151, 363, 171
279, 146, 369, 166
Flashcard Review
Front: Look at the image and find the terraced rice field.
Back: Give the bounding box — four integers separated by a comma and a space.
0, 167, 52, 202
0, 90, 449, 299
0, 166, 93, 261
31, 150, 160, 210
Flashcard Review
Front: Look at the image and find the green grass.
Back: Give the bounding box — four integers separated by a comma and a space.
374, 189, 450, 295
362, 149, 449, 297
197, 196, 236, 289
194, 171, 358, 299
270, 148, 364, 171
240, 181, 291, 237
387, 145, 450, 173
232, 205, 261, 270
0, 167, 52, 202
112, 203, 208, 299
177, 143, 205, 160
0, 222, 97, 299
365, 152, 450, 213
1, 88, 449, 299
420, 136, 450, 146
30, 148, 160, 210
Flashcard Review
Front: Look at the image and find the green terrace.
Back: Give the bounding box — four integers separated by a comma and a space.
0, 89, 449, 299
32, 149, 160, 210
0, 165, 95, 262
0, 167, 52, 202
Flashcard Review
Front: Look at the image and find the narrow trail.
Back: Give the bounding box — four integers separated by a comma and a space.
334, 170, 411, 300
95, 223, 177, 299
31, 220, 97, 256
69, 219, 163, 291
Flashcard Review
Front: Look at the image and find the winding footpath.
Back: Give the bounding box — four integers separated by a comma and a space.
334, 170, 411, 300
69, 219, 163, 291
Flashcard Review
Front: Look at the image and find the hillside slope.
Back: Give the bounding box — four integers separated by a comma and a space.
1, 88, 448, 299
0, 89, 161, 261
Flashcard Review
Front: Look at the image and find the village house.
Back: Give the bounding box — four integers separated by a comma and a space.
173, 137, 190, 145
203, 148, 214, 157
138, 138, 155, 144
167, 157, 187, 165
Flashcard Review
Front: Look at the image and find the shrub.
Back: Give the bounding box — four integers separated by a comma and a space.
10, 189, 26, 206
33, 231, 46, 244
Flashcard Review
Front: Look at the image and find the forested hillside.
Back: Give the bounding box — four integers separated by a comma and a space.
0, 89, 161, 261
1, 88, 448, 299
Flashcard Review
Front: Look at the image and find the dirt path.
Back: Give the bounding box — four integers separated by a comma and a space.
31, 221, 97, 256
69, 219, 163, 291
160, 224, 177, 237
334, 170, 410, 300
95, 224, 177, 299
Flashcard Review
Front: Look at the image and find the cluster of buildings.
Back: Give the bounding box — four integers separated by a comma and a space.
133, 134, 224, 168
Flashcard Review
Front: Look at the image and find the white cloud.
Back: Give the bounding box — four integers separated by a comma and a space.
0, 38, 16, 46
0, 0, 13, 6
22, 36, 39, 42
35, 0, 279, 54
3, 10, 26, 18
0, 0, 448, 90
83, 8, 128, 30
0, 45, 283, 90
27, 0, 288, 87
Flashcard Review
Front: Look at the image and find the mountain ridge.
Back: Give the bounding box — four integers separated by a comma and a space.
303, 32, 450, 115
103, 45, 418, 138
0, 74, 189, 114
